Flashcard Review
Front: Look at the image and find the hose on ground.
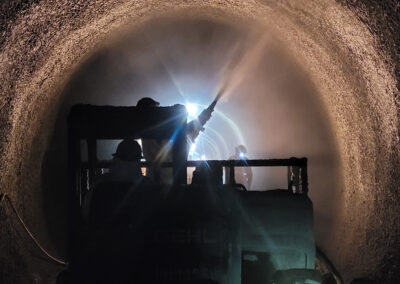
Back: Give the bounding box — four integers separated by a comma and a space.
0, 193, 67, 266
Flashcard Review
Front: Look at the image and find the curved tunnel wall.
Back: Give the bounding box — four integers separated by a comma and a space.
0, 1, 399, 283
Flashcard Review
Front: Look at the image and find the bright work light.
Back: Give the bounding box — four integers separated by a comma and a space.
186, 103, 198, 120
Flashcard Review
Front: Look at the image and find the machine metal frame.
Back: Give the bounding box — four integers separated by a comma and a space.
67, 104, 315, 284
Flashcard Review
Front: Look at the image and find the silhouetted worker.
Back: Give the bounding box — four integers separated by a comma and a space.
137, 97, 216, 184
225, 145, 253, 190
82, 139, 149, 223
107, 139, 144, 183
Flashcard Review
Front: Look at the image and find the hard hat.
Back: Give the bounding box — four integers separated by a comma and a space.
112, 139, 143, 161
136, 97, 160, 108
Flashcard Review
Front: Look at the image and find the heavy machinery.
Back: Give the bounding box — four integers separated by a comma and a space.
65, 103, 324, 284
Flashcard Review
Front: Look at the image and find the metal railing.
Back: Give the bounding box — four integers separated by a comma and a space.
80, 157, 308, 194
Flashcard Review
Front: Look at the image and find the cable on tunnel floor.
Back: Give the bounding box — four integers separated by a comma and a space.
0, 193, 68, 267
316, 245, 343, 284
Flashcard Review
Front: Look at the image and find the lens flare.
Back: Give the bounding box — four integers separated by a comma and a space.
185, 103, 199, 120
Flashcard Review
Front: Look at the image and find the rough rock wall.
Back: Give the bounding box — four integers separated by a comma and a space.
338, 1, 400, 281
0, 1, 399, 283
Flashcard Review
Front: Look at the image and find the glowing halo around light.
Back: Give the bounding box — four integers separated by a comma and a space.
182, 101, 246, 161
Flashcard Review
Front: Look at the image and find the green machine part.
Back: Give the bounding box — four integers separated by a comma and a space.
234, 189, 316, 284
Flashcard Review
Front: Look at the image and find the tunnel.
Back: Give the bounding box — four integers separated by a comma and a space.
0, 0, 399, 283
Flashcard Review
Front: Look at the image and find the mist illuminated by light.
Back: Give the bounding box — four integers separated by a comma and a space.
181, 101, 247, 161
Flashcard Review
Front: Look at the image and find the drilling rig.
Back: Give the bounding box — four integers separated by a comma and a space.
64, 103, 327, 284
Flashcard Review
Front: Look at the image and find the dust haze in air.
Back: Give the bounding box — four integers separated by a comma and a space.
44, 18, 341, 245
215, 31, 271, 102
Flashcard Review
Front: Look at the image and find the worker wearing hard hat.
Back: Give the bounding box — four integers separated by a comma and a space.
136, 97, 213, 143
225, 145, 253, 190
137, 97, 215, 184
82, 139, 149, 223
108, 139, 144, 183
